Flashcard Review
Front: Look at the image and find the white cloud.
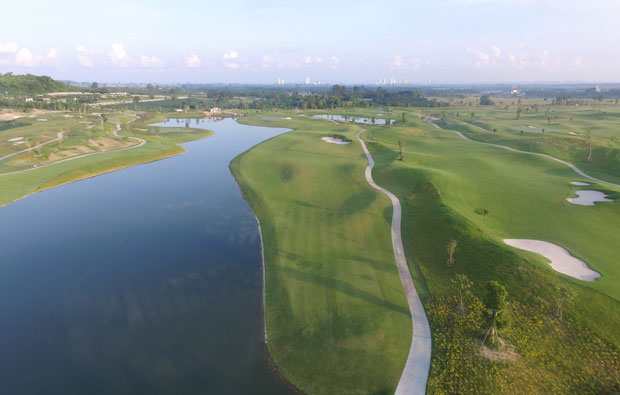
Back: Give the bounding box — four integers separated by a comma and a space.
328, 56, 340, 69
223, 50, 239, 60
224, 61, 240, 69
0, 41, 19, 54
467, 47, 490, 69
139, 54, 164, 67
392, 55, 404, 67
574, 56, 583, 67
185, 51, 201, 68
45, 48, 58, 61
14, 48, 43, 67
107, 43, 129, 67
77, 45, 95, 67
492, 45, 501, 58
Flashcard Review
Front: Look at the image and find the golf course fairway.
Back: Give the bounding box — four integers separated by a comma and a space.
230, 114, 412, 394
232, 111, 620, 394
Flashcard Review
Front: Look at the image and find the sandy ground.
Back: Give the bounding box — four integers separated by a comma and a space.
567, 190, 613, 206
0, 109, 55, 121
321, 136, 350, 145
504, 239, 600, 281
571, 181, 590, 186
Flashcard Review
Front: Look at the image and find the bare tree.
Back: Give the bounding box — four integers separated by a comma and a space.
447, 239, 457, 266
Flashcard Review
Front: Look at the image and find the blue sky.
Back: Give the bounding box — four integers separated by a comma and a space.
1, 0, 619, 83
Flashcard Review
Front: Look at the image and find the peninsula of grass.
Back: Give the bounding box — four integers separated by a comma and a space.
0, 112, 212, 207
230, 113, 411, 394
360, 116, 620, 393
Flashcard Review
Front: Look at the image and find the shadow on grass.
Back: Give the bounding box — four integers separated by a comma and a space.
276, 264, 410, 317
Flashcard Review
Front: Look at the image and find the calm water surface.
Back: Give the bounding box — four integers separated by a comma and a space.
0, 118, 292, 394
313, 114, 395, 125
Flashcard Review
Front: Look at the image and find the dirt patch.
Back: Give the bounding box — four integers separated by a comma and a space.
46, 145, 95, 162
480, 342, 520, 362
0, 109, 56, 121
87, 137, 135, 151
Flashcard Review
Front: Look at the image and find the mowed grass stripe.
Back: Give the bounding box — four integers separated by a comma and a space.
231, 114, 411, 394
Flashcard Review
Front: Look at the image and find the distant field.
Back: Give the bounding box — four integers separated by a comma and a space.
421, 103, 620, 184
231, 113, 411, 394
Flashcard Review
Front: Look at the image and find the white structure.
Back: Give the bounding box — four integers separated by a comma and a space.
210, 107, 222, 114
305, 77, 310, 85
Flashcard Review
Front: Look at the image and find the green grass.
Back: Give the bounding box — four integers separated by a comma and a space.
361, 117, 620, 393
230, 113, 412, 394
0, 112, 212, 207
423, 103, 620, 184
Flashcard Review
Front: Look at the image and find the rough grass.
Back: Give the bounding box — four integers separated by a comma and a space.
364, 118, 620, 393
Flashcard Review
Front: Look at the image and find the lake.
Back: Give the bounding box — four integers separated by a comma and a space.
0, 118, 293, 394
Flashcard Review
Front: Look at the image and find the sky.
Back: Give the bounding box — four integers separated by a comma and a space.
1, 0, 619, 84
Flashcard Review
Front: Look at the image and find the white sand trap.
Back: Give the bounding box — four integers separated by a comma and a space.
12, 141, 25, 146
567, 190, 612, 206
504, 239, 600, 281
283, 117, 292, 120
569, 131, 578, 135
37, 119, 48, 122
571, 181, 590, 186
8, 137, 24, 142
321, 137, 350, 145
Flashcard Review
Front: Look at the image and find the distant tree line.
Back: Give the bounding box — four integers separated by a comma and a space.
0, 73, 74, 95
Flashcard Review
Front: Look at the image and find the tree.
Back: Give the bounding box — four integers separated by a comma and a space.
401, 112, 406, 124
371, 116, 376, 126
516, 107, 522, 120
555, 285, 576, 320
482, 281, 508, 347
470, 111, 475, 119
474, 207, 489, 223
479, 95, 493, 106
447, 239, 457, 266
451, 274, 472, 314
91, 81, 99, 89
398, 140, 404, 161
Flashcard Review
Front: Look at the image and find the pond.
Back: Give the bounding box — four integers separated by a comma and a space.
313, 114, 395, 125
0, 118, 293, 394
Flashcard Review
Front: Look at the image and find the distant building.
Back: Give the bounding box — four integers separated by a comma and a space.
210, 107, 222, 114
305, 77, 310, 85
25, 97, 33, 102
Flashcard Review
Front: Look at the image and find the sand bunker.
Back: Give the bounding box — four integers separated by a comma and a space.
569, 131, 579, 136
321, 137, 350, 145
567, 190, 612, 206
571, 181, 590, 186
8, 137, 24, 142
504, 239, 600, 281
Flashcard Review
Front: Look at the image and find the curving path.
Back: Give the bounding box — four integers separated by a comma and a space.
0, 119, 145, 177
424, 118, 620, 189
356, 130, 431, 395
0, 132, 64, 162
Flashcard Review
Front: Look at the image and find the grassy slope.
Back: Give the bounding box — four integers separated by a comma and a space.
363, 120, 620, 393
0, 113, 212, 207
230, 114, 411, 394
429, 105, 620, 185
